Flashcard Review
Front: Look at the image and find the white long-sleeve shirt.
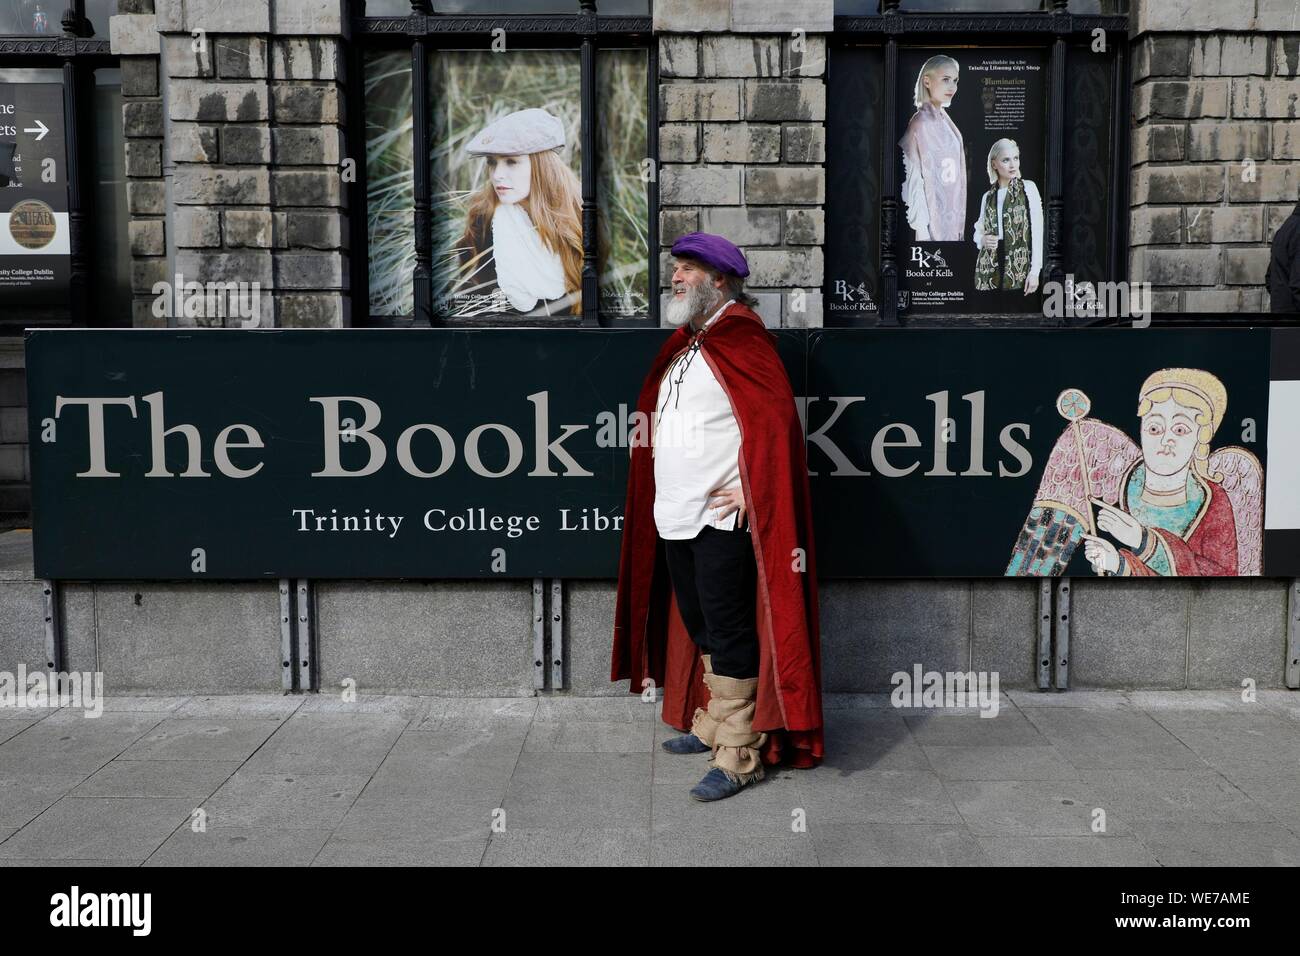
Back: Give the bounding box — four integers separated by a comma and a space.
972, 179, 1043, 280
652, 299, 743, 540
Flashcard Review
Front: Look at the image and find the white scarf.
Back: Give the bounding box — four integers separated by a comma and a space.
490, 202, 567, 312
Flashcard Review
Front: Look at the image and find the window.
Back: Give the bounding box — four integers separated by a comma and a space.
0, 0, 123, 330
353, 2, 654, 327
826, 1, 1130, 325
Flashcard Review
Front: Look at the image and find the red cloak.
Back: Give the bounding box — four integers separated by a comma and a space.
610, 301, 824, 769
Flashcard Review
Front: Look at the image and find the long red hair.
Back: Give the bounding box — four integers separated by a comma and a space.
460, 149, 584, 314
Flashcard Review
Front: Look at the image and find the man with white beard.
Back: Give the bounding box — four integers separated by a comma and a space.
611, 232, 825, 802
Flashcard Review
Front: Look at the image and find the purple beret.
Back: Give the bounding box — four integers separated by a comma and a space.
669, 232, 750, 278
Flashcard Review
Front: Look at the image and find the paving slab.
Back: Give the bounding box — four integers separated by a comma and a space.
920, 744, 1080, 781
70, 760, 241, 799
0, 690, 1294, 867
651, 830, 819, 866
482, 827, 650, 867
361, 728, 523, 801
0, 711, 165, 775
311, 797, 493, 866
1127, 821, 1300, 867
200, 771, 371, 829
0, 796, 194, 862
1020, 707, 1210, 770
173, 695, 304, 719
239, 713, 409, 774
1077, 769, 1276, 824
96, 696, 191, 714
144, 826, 332, 867
523, 719, 655, 753
0, 714, 45, 745
798, 769, 964, 825
1157, 718, 1300, 776
117, 717, 284, 762
976, 835, 1160, 866
904, 711, 1051, 747
0, 773, 88, 828
946, 779, 1135, 837
501, 752, 651, 830
811, 823, 989, 866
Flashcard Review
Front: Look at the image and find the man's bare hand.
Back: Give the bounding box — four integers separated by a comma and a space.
707, 483, 747, 528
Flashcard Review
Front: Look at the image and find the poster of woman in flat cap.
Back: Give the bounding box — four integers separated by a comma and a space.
363, 50, 647, 319
453, 106, 584, 316
418, 50, 646, 320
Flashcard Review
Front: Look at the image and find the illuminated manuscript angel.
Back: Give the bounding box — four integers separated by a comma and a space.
1007, 368, 1262, 577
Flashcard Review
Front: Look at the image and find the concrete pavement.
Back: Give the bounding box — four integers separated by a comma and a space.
1, 690, 1299, 866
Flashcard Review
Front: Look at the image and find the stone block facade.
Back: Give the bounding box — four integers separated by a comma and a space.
656, 0, 829, 328
1130, 8, 1299, 311
114, 0, 349, 328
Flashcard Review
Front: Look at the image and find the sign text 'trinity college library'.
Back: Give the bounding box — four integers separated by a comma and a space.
2, 1, 1299, 695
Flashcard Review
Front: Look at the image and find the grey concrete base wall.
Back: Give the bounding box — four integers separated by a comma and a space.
0, 579, 282, 693
1070, 577, 1289, 688
563, 577, 1294, 695
0, 579, 49, 671
0, 575, 1295, 695
566, 581, 628, 697
315, 581, 535, 697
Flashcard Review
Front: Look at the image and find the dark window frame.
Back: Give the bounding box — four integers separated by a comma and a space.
351, 1, 657, 329
828, 0, 1132, 327
0, 0, 118, 331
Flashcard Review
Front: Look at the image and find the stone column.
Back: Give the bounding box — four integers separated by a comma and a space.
110, 1, 167, 327
1129, 0, 1298, 312
119, 0, 350, 328
655, 0, 831, 328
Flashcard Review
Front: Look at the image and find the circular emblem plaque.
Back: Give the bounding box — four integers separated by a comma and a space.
8, 199, 57, 250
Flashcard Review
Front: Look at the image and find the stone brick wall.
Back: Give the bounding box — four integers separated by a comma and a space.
112, 0, 167, 328
654, 0, 831, 328
112, 0, 349, 329
1129, 0, 1300, 312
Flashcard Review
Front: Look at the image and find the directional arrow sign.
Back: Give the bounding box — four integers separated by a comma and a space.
23, 119, 49, 141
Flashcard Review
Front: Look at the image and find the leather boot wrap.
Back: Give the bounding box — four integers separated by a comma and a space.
700, 672, 767, 785
690, 654, 718, 747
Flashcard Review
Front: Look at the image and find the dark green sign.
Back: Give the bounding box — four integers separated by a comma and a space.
25, 327, 1295, 580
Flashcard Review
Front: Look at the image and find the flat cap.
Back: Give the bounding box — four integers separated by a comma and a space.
669, 231, 750, 278
465, 108, 566, 156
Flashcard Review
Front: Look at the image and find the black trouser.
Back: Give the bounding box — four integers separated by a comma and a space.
662, 523, 759, 679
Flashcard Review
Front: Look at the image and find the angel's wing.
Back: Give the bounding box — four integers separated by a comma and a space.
1006, 418, 1140, 576
1208, 446, 1263, 576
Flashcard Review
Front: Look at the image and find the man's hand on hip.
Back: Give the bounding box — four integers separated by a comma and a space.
707, 484, 747, 529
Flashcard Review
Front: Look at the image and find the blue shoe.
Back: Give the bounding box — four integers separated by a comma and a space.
661, 733, 711, 755
689, 767, 748, 802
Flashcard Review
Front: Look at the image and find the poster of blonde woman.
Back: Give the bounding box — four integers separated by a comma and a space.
896, 48, 1046, 315
973, 138, 1044, 296
899, 54, 967, 243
